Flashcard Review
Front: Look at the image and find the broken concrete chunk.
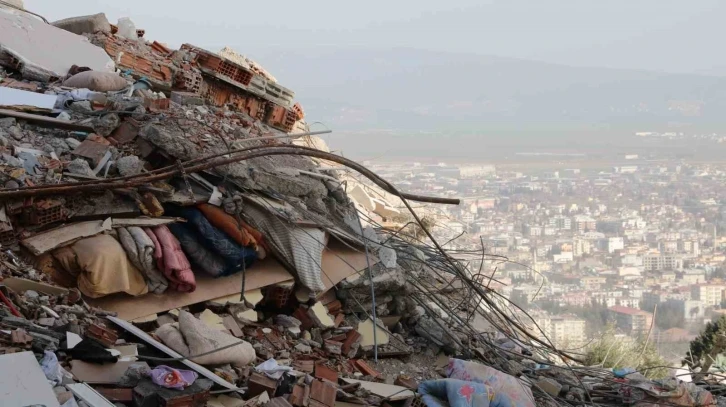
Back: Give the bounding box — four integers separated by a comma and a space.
116, 155, 143, 176
294, 343, 312, 353
357, 318, 390, 348
66, 158, 96, 177
65, 138, 81, 149
52, 12, 111, 35
245, 288, 264, 306
275, 315, 302, 328
47, 138, 70, 155
69, 101, 93, 114
536, 377, 562, 397
199, 309, 226, 331
308, 302, 335, 329
0, 117, 15, 128
0, 8, 115, 81
323, 340, 342, 355
7, 125, 23, 140
1, 153, 22, 167
236, 309, 259, 323
93, 113, 120, 137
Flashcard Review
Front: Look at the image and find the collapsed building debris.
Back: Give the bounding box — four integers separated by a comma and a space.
0, 5, 721, 407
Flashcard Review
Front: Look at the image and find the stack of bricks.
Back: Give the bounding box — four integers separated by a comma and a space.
263, 284, 294, 309
264, 105, 297, 133
22, 199, 66, 226
182, 44, 254, 87
99, 34, 174, 89
174, 63, 203, 94
292, 102, 305, 121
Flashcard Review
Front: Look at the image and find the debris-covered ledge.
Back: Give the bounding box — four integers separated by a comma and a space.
0, 4, 721, 407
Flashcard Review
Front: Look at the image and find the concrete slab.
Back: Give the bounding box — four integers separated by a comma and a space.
0, 8, 114, 81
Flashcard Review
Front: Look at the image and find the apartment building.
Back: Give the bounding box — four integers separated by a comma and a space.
691, 284, 726, 307
609, 306, 653, 336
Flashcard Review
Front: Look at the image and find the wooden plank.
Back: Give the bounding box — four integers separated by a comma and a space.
90, 243, 376, 320
2, 277, 69, 296
21, 218, 112, 255
0, 108, 95, 132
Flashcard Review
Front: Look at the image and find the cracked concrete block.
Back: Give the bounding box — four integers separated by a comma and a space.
53, 13, 111, 35
378, 247, 397, 269
0, 7, 114, 81
7, 126, 23, 141
93, 113, 119, 137
536, 377, 562, 397
64, 138, 81, 149
199, 309, 226, 331
308, 302, 334, 329
116, 155, 143, 176
357, 318, 390, 348
48, 138, 70, 155
67, 158, 96, 177
0, 117, 15, 128
236, 309, 259, 323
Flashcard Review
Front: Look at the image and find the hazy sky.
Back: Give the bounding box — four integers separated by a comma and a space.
26, 0, 724, 74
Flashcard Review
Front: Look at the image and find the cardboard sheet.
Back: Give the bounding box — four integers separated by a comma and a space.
21, 218, 112, 255
89, 241, 375, 320
70, 360, 136, 384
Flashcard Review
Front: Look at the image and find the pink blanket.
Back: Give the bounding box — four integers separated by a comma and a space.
145, 226, 196, 292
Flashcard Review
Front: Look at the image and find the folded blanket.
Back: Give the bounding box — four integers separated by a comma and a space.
168, 222, 230, 277
74, 234, 149, 298
144, 227, 163, 269
118, 227, 168, 294
149, 225, 195, 292
197, 203, 256, 248
167, 206, 257, 276
50, 246, 82, 287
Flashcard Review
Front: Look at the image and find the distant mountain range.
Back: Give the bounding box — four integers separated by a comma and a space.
250, 48, 726, 132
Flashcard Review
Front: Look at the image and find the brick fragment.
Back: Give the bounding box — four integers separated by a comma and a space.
247, 372, 278, 398
353, 359, 380, 378
314, 363, 338, 383
341, 330, 362, 358
290, 384, 310, 407
394, 375, 419, 390
309, 380, 336, 407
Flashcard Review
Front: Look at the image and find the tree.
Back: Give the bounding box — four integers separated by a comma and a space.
655, 301, 684, 330
684, 315, 726, 380
585, 323, 668, 379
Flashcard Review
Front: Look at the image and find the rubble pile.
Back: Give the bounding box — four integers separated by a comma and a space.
0, 4, 724, 407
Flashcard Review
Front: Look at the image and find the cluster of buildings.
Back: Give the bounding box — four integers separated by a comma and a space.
365, 158, 726, 351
